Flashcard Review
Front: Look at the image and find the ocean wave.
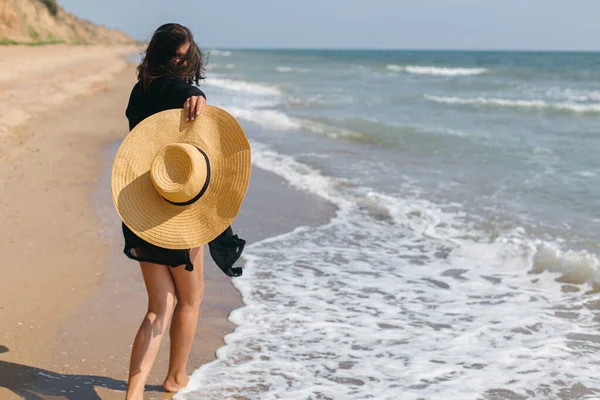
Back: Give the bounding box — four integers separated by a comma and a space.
226, 105, 382, 144
276, 66, 312, 73
251, 142, 600, 291
203, 77, 281, 96
425, 95, 600, 113
301, 119, 383, 143
532, 146, 554, 155
206, 63, 235, 71
227, 143, 600, 292
531, 243, 600, 286
227, 107, 301, 130
294, 93, 357, 106
545, 87, 600, 103
209, 50, 232, 56
249, 141, 349, 207
178, 142, 600, 400
440, 128, 470, 138
387, 64, 488, 76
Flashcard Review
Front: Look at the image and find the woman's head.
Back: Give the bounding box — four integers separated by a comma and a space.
137, 23, 206, 91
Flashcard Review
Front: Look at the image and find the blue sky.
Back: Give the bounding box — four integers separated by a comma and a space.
59, 0, 600, 51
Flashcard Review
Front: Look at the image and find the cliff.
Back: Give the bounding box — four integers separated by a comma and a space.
0, 0, 133, 45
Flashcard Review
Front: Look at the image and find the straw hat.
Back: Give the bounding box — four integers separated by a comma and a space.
111, 106, 251, 249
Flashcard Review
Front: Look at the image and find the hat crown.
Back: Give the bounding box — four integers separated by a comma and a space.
150, 143, 208, 205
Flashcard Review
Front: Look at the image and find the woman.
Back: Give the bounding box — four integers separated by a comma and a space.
121, 23, 242, 399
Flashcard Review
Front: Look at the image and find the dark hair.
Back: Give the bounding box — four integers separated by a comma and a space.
137, 23, 206, 92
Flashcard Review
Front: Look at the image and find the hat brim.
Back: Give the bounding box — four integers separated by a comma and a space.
111, 106, 251, 249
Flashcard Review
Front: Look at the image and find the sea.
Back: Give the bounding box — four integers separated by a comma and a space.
175, 49, 600, 400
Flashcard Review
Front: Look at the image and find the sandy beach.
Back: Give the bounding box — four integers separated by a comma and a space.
3, 2, 599, 398
0, 44, 141, 399
0, 44, 335, 399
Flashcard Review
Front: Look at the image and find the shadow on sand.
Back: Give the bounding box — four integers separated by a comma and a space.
0, 345, 165, 399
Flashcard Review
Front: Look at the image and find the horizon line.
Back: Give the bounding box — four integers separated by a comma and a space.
197, 46, 600, 53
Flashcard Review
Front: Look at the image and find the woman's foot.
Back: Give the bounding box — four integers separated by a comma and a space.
162, 374, 190, 393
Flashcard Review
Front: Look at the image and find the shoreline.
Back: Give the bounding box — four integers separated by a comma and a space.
0, 44, 336, 399
62, 139, 337, 399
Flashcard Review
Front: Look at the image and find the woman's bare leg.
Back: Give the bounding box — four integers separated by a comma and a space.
163, 246, 205, 392
125, 262, 176, 400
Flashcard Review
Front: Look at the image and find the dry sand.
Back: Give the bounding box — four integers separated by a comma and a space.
0, 44, 336, 399
0, 44, 142, 399
0, 45, 141, 140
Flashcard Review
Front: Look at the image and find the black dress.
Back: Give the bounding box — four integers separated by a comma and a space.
121, 75, 245, 277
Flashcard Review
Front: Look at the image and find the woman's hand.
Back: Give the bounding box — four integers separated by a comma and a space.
184, 95, 206, 122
